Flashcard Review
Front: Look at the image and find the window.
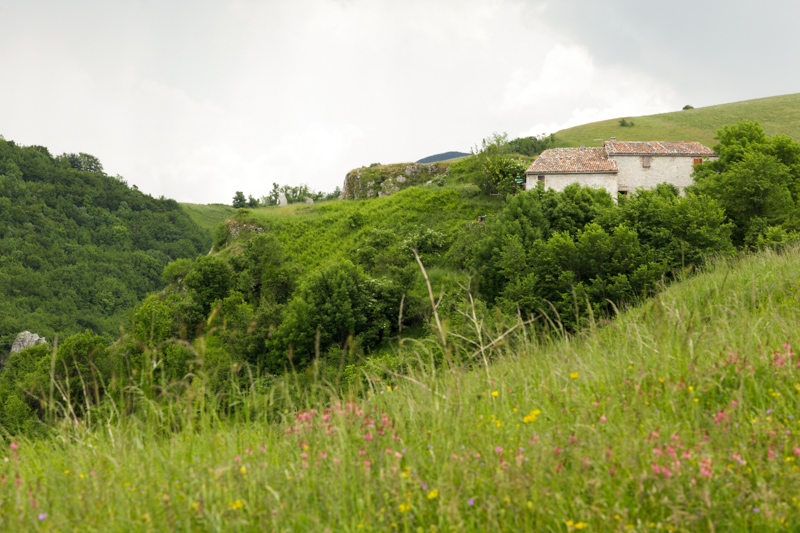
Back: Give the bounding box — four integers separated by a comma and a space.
537, 175, 545, 183
642, 156, 651, 168
619, 190, 629, 197
693, 158, 703, 165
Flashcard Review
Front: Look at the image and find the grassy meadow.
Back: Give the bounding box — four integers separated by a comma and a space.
2, 244, 800, 531
554, 92, 800, 148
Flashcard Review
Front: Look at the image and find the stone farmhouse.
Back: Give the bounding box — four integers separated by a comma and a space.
524, 138, 718, 197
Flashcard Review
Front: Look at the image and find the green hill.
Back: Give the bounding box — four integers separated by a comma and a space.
215, 185, 504, 270
0, 139, 209, 352
553, 92, 800, 148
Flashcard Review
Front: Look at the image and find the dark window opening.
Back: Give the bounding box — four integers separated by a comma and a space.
642, 156, 651, 168
537, 175, 545, 183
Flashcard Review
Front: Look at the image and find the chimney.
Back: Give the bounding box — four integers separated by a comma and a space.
610, 137, 616, 142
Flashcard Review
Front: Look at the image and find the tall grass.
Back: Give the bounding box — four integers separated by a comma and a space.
2, 246, 800, 531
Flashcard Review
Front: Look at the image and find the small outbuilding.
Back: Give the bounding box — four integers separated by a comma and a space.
525, 139, 717, 197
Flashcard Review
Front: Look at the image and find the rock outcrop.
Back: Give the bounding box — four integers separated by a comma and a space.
3, 331, 47, 367
10, 331, 47, 355
341, 162, 449, 200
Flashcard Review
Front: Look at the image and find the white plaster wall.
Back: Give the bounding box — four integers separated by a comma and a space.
526, 173, 617, 196
612, 155, 717, 193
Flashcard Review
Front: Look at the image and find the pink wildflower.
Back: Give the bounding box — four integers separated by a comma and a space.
9, 442, 18, 452
494, 446, 503, 454
600, 415, 607, 424
363, 432, 373, 442
699, 458, 713, 478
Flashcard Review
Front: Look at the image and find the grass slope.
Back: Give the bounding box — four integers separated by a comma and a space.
179, 203, 235, 236
3, 246, 800, 530
221, 185, 504, 270
554, 92, 800, 148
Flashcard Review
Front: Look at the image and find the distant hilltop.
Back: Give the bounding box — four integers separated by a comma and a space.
416, 151, 469, 164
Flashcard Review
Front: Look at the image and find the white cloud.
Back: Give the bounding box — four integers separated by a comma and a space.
504, 44, 677, 138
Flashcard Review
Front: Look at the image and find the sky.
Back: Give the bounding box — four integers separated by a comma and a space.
1, 0, 798, 204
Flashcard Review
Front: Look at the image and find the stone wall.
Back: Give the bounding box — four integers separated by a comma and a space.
526, 172, 618, 196
612, 155, 715, 193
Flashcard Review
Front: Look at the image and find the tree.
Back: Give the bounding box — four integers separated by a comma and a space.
184, 255, 232, 315
690, 121, 800, 245
268, 261, 391, 371
472, 133, 527, 196
58, 152, 104, 174
232, 191, 247, 208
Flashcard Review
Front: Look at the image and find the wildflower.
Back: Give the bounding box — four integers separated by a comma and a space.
569, 372, 579, 379
363, 432, 373, 441
38, 513, 47, 520
491, 391, 499, 397
427, 489, 438, 500
228, 499, 244, 510
574, 523, 587, 530
398, 502, 411, 512
239, 466, 247, 474
494, 446, 503, 454
9, 442, 18, 451
467, 498, 474, 506
523, 409, 541, 423
600, 414, 607, 423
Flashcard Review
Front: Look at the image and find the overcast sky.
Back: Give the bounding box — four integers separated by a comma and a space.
1, 0, 798, 204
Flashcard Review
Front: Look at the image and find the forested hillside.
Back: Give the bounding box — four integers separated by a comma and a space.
0, 139, 208, 353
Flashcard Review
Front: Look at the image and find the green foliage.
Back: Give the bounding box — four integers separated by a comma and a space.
232, 191, 247, 208
184, 255, 232, 316
0, 139, 206, 351
472, 133, 528, 196
506, 133, 556, 157
618, 118, 635, 127
690, 121, 800, 246
683, 104, 694, 110
269, 261, 400, 372
161, 258, 193, 285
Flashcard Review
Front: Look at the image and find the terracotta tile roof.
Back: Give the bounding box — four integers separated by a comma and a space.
604, 141, 716, 156
525, 147, 618, 174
